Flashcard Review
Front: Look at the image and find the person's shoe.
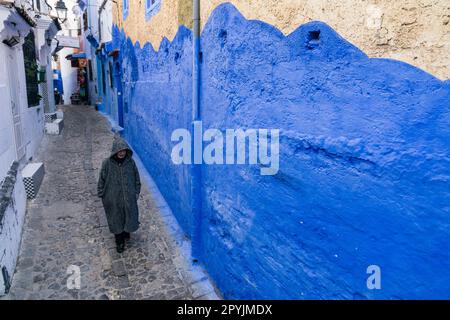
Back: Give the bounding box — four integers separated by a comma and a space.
116, 243, 125, 253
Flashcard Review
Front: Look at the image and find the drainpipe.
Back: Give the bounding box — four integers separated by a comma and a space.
192, 0, 200, 121
191, 0, 202, 261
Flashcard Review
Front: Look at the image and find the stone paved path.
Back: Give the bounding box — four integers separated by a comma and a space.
2, 105, 219, 300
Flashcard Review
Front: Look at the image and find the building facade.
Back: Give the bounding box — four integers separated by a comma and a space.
0, 0, 60, 295
75, 0, 121, 127
96, 0, 449, 299
50, 0, 83, 104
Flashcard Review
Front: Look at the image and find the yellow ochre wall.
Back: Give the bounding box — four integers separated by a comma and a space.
113, 0, 192, 49
114, 0, 450, 80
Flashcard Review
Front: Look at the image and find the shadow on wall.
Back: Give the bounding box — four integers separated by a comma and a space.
113, 3, 450, 299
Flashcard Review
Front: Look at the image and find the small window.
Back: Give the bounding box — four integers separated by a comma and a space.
145, 0, 161, 21
123, 0, 129, 20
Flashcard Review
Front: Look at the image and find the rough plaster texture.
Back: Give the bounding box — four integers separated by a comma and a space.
112, 3, 450, 299
115, 0, 450, 80
0, 46, 17, 180
204, 0, 450, 80
0, 168, 27, 296
113, 0, 192, 50
200, 4, 450, 299
112, 25, 194, 235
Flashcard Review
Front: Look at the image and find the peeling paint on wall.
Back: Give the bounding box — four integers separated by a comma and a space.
0, 162, 27, 296
115, 0, 450, 80
113, 0, 192, 50
205, 0, 450, 80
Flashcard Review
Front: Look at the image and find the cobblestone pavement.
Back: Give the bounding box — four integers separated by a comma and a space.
3, 105, 219, 300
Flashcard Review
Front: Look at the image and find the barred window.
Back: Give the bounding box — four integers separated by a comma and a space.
23, 31, 40, 107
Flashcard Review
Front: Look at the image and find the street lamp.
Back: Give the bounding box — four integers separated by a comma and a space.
55, 0, 68, 23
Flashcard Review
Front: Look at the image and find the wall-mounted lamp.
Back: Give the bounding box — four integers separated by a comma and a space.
3, 36, 21, 47
55, 0, 68, 23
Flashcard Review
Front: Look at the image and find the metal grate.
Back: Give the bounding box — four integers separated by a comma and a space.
44, 112, 57, 123
40, 82, 50, 113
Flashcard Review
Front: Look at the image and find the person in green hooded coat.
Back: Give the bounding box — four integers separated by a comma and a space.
98, 136, 141, 253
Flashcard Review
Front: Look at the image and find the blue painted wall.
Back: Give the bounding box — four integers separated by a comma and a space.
112, 26, 195, 235
112, 3, 450, 299
95, 43, 120, 126
99, 57, 117, 123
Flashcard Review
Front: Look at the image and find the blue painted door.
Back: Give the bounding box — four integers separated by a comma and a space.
114, 61, 124, 128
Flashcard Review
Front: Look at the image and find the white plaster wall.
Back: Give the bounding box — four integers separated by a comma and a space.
0, 42, 44, 167
12, 45, 45, 160
58, 47, 78, 104
36, 26, 57, 113
100, 1, 113, 43
87, 0, 100, 37
85, 0, 101, 104
0, 173, 27, 296
22, 106, 45, 161
0, 44, 17, 180
46, 58, 56, 112
0, 2, 51, 296
49, 0, 82, 104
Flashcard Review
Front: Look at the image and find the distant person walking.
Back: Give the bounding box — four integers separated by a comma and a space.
98, 136, 141, 253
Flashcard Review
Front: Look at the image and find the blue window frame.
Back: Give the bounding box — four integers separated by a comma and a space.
123, 0, 129, 20
145, 0, 161, 21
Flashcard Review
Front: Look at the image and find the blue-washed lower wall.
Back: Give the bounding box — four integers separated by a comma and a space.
96, 54, 120, 125
113, 26, 194, 235
113, 3, 450, 299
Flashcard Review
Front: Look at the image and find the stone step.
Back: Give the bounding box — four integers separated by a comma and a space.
21, 162, 45, 199
45, 118, 64, 135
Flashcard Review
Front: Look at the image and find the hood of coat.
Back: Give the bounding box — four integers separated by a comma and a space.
110, 136, 133, 159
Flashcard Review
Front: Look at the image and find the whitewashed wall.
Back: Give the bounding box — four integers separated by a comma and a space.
0, 43, 28, 297
58, 47, 78, 104
45, 56, 56, 112
0, 44, 17, 180
0, 0, 57, 296
84, 0, 101, 105
0, 171, 26, 296
12, 45, 45, 161
100, 0, 113, 43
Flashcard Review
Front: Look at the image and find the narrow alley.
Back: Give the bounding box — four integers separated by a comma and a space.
3, 105, 218, 300
1, 0, 449, 302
